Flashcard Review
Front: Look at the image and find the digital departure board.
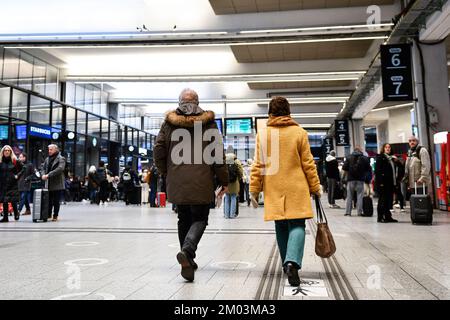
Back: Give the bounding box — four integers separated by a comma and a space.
0, 125, 8, 140
225, 118, 253, 135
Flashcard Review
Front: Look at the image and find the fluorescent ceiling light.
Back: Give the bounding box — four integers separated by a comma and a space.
240, 23, 394, 34
370, 103, 414, 113
248, 77, 359, 83
4, 36, 387, 49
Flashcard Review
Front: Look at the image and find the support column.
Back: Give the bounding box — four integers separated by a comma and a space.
412, 39, 450, 204
108, 102, 119, 121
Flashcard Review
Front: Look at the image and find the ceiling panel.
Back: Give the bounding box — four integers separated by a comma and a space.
248, 80, 353, 89
210, 0, 395, 14
231, 39, 373, 62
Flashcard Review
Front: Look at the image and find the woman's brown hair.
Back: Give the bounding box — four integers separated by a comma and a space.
380, 143, 392, 155
268, 96, 291, 117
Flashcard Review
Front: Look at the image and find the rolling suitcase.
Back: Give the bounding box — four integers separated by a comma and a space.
410, 183, 433, 225
128, 185, 142, 205
362, 196, 374, 217
157, 192, 166, 207
33, 185, 49, 223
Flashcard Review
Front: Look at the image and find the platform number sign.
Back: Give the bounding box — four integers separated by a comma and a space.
380, 44, 413, 101
323, 137, 333, 155
335, 120, 349, 146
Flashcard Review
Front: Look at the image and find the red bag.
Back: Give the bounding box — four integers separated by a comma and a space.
157, 192, 166, 208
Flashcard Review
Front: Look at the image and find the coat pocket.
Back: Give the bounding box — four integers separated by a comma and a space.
270, 195, 286, 215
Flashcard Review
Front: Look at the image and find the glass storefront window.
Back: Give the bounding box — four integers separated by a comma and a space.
127, 128, 134, 146
75, 135, 86, 178
75, 84, 85, 109
32, 59, 46, 96
84, 85, 93, 112
110, 121, 119, 142
0, 86, 11, 117
45, 64, 58, 100
66, 107, 76, 132
52, 104, 63, 130
77, 110, 86, 134
0, 116, 9, 142
11, 89, 28, 121
139, 131, 146, 149
29, 95, 50, 125
65, 82, 76, 106
18, 52, 34, 91
2, 49, 20, 86
101, 119, 109, 140
87, 113, 100, 137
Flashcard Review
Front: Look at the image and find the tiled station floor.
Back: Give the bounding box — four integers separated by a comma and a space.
0, 197, 449, 300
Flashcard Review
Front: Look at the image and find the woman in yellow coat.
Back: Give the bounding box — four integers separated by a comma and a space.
250, 97, 321, 286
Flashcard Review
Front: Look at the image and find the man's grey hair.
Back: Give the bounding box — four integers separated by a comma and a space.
48, 144, 59, 151
408, 135, 419, 142
178, 88, 199, 105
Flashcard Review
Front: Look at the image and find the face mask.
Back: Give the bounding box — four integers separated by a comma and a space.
176, 102, 203, 115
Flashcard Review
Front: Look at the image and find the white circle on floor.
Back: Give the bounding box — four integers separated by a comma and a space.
66, 241, 99, 247
51, 292, 115, 300
211, 261, 256, 270
64, 258, 109, 267
168, 243, 203, 248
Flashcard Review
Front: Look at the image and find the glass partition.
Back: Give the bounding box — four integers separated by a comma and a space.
29, 95, 50, 125
45, 64, 58, 99
32, 58, 46, 96
0, 86, 11, 117
110, 121, 119, 142
75, 135, 86, 177
101, 118, 109, 140
66, 107, 76, 132
77, 110, 86, 134
11, 89, 28, 121
2, 49, 20, 86
18, 52, 34, 91
52, 104, 63, 130
87, 113, 101, 137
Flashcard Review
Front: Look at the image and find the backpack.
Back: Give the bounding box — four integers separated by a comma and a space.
228, 163, 239, 183
123, 172, 131, 181
349, 155, 365, 179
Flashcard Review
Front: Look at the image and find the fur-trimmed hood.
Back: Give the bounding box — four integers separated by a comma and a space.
267, 115, 299, 127
165, 110, 215, 128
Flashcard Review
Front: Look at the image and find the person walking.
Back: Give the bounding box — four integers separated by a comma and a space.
403, 136, 431, 198
17, 153, 34, 215
342, 147, 371, 216
96, 161, 110, 205
41, 144, 66, 221
154, 88, 229, 282
374, 144, 398, 223
0, 145, 22, 222
121, 163, 138, 205
149, 165, 159, 207
325, 150, 341, 209
140, 168, 150, 205
88, 166, 98, 204
223, 152, 243, 219
250, 97, 321, 287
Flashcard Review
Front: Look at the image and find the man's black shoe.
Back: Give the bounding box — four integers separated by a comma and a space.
384, 218, 398, 223
285, 262, 300, 287
177, 251, 194, 282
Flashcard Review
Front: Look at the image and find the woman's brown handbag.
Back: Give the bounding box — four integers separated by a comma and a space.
314, 195, 336, 258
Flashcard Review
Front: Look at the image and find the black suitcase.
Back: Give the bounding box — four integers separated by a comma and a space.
128, 185, 142, 205
33, 188, 49, 222
410, 184, 433, 225
362, 196, 373, 217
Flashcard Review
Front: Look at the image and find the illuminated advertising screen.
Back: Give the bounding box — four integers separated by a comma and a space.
15, 125, 27, 140
224, 118, 253, 135
0, 125, 8, 140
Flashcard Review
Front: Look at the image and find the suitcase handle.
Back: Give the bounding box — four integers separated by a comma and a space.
414, 182, 426, 195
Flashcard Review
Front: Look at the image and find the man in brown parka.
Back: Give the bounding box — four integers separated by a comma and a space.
154, 88, 229, 282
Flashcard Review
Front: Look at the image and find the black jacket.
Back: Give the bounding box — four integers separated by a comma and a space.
374, 153, 395, 192
325, 155, 340, 180
0, 157, 23, 202
18, 161, 34, 192
342, 151, 371, 182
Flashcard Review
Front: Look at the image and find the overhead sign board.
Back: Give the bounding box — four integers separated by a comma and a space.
335, 120, 349, 146
380, 44, 414, 101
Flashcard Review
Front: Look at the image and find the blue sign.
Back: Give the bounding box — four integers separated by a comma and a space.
0, 125, 8, 140
15, 125, 27, 140
29, 125, 52, 139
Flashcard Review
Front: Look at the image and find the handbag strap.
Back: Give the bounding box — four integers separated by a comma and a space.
314, 194, 328, 224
